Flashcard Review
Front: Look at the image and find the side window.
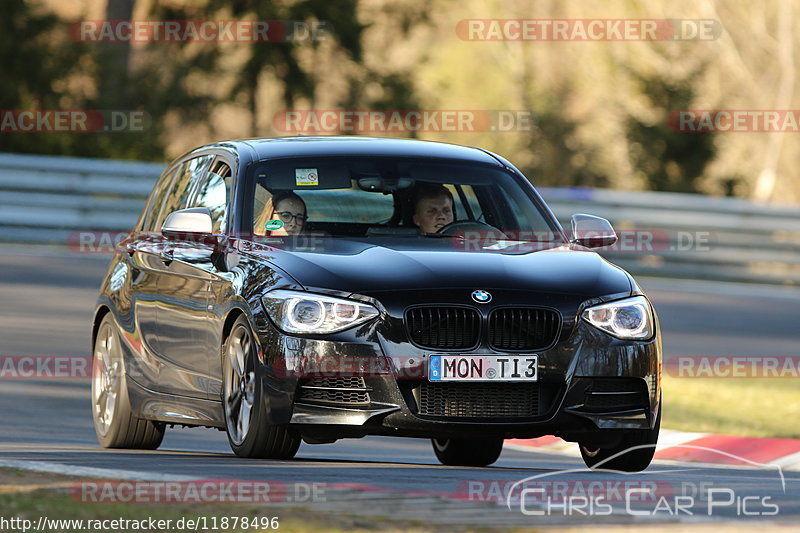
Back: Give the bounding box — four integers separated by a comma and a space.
443, 184, 466, 220
153, 155, 214, 231
142, 166, 178, 232
444, 184, 483, 222
459, 185, 484, 221
188, 160, 232, 233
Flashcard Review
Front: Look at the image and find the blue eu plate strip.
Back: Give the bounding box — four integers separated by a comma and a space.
429, 355, 441, 381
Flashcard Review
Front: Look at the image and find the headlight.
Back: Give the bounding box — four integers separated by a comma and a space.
261, 290, 380, 334
581, 296, 653, 340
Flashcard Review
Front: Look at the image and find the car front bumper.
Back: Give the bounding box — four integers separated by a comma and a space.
255, 315, 662, 443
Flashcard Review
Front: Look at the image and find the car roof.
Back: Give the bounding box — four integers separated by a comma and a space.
199, 136, 504, 166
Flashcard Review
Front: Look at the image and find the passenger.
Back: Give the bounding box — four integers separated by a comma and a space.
412, 184, 455, 234
255, 191, 307, 236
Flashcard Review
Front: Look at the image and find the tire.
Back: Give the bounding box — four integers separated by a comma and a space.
91, 314, 165, 449
578, 400, 661, 472
222, 315, 301, 459
432, 437, 504, 467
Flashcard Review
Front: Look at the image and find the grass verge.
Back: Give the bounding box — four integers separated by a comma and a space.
661, 375, 800, 438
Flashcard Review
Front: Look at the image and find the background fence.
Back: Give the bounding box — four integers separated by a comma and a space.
1, 152, 798, 285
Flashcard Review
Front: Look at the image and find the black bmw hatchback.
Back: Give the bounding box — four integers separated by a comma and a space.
92, 136, 662, 470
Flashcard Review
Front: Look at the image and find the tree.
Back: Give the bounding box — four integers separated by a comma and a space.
0, 0, 85, 155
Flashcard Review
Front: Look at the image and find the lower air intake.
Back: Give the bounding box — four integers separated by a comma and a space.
418, 382, 539, 418
296, 376, 370, 405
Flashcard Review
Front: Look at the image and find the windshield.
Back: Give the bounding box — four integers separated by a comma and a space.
241, 156, 563, 243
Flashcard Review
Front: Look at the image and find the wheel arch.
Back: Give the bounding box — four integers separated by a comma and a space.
221, 307, 247, 344
92, 305, 112, 348
219, 306, 264, 365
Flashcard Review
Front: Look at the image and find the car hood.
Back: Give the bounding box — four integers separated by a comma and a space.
243, 237, 632, 298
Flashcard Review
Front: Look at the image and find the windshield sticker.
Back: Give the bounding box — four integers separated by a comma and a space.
295, 168, 319, 186
264, 219, 284, 231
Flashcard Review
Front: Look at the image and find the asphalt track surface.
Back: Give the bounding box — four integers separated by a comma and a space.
1, 249, 798, 528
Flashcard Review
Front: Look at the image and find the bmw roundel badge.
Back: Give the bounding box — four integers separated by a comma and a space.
471, 290, 492, 303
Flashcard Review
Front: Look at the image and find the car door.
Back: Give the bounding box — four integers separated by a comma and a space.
153, 154, 216, 399
123, 164, 180, 391
156, 155, 236, 399
192, 158, 235, 400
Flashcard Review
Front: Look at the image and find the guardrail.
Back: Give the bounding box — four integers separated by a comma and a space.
538, 187, 800, 286
1, 152, 798, 285
0, 153, 161, 244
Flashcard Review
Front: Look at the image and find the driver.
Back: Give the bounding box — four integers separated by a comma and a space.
412, 184, 455, 234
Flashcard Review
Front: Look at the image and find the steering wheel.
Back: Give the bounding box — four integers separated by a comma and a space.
436, 220, 509, 239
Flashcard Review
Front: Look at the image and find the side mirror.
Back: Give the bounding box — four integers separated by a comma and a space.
571, 214, 617, 248
161, 207, 213, 239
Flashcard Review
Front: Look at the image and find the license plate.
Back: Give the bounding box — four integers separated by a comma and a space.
428, 354, 538, 382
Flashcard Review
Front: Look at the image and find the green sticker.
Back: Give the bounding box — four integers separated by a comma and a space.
264, 219, 284, 231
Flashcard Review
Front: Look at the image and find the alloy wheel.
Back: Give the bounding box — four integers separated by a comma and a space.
223, 324, 256, 446
92, 322, 120, 436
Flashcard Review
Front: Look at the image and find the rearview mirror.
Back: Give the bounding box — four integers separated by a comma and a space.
357, 176, 414, 193
571, 214, 617, 248
161, 207, 213, 238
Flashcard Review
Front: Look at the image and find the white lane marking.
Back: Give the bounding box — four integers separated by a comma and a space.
504, 430, 709, 459
657, 429, 710, 448
506, 433, 800, 475
0, 458, 199, 481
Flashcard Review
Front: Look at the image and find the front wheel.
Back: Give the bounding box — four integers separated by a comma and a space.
431, 437, 504, 467
222, 316, 301, 459
578, 401, 661, 472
